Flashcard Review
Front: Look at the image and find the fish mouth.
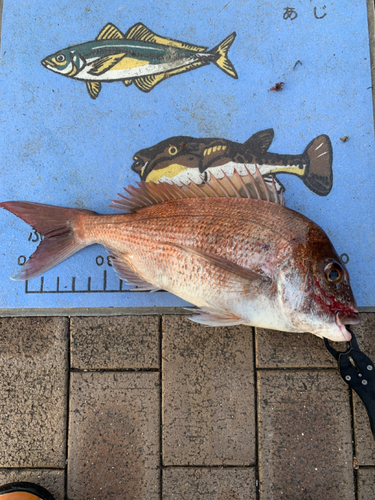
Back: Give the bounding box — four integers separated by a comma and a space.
41, 59, 54, 70
335, 311, 360, 341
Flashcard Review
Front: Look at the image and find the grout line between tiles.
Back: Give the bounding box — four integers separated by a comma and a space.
159, 315, 163, 500
161, 464, 256, 469
64, 317, 71, 500
253, 326, 260, 500
256, 366, 338, 371
350, 387, 359, 500
0, 467, 66, 471
70, 367, 160, 373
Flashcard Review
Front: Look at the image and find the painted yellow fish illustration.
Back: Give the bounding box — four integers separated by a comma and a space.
131, 129, 333, 196
0, 168, 358, 341
41, 23, 237, 99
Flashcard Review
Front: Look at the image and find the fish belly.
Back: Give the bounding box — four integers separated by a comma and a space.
76, 56, 198, 81
159, 161, 303, 194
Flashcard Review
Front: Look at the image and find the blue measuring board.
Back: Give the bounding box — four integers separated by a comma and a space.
0, 0, 374, 310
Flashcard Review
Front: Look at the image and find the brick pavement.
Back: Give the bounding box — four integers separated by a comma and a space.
0, 313, 374, 499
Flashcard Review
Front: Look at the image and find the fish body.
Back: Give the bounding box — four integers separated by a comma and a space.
0, 171, 358, 342
41, 23, 237, 98
131, 129, 333, 196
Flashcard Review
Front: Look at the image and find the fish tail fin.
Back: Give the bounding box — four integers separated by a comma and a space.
0, 201, 98, 280
302, 134, 333, 196
209, 32, 238, 79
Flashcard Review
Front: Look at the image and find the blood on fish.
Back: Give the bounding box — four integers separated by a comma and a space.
312, 276, 357, 317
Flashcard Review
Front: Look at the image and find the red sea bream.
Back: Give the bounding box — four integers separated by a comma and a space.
0, 168, 359, 341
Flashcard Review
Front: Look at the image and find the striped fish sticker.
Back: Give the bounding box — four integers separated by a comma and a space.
41, 22, 238, 99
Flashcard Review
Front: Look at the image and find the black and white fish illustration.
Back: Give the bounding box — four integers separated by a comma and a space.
131, 129, 333, 196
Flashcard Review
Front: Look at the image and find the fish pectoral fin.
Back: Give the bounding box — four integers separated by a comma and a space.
86, 81, 101, 99
186, 303, 245, 327
88, 53, 127, 76
244, 129, 275, 153
96, 23, 125, 40
168, 243, 270, 285
109, 250, 160, 292
124, 22, 207, 52
134, 61, 209, 92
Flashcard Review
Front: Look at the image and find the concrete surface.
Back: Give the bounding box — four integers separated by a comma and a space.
0, 313, 374, 499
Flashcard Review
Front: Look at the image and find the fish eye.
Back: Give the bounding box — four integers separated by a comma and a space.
55, 54, 66, 63
324, 261, 343, 284
168, 146, 178, 155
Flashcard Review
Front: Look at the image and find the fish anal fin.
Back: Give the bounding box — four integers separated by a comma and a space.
134, 73, 167, 93
88, 54, 127, 76
86, 81, 101, 99
187, 303, 245, 327
96, 23, 124, 41
109, 250, 159, 291
168, 243, 270, 287
244, 129, 275, 153
124, 22, 207, 52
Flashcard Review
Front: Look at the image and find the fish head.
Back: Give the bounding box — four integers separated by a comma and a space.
131, 137, 207, 182
279, 224, 359, 342
41, 48, 85, 77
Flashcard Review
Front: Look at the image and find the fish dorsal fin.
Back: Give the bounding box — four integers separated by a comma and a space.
86, 81, 101, 99
124, 22, 207, 53
134, 60, 208, 92
109, 250, 160, 291
110, 165, 284, 212
244, 129, 275, 153
96, 23, 125, 40
88, 53, 127, 76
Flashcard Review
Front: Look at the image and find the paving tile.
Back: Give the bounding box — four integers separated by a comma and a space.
162, 316, 255, 466
163, 467, 256, 499
353, 392, 375, 465
258, 370, 355, 500
352, 314, 375, 465
0, 317, 68, 467
67, 372, 160, 500
256, 328, 336, 368
0, 469, 64, 500
357, 468, 375, 500
351, 313, 375, 360
70, 315, 160, 369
